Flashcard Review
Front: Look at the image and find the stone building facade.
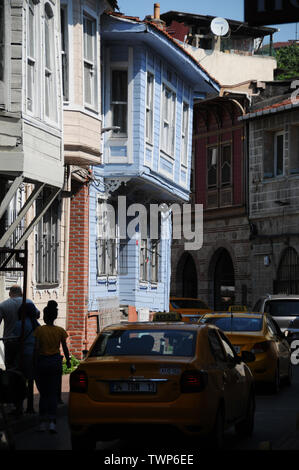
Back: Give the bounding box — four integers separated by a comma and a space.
241, 81, 299, 304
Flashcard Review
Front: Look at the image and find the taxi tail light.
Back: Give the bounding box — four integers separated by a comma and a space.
180, 370, 208, 393
70, 369, 88, 393
251, 341, 270, 354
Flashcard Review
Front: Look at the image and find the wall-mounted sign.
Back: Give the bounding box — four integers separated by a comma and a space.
245, 0, 299, 26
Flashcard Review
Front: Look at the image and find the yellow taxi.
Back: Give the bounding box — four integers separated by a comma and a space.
169, 297, 212, 323
201, 312, 292, 393
69, 320, 255, 450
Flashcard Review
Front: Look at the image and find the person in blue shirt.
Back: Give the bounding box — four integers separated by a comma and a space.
13, 302, 40, 415
0, 285, 39, 369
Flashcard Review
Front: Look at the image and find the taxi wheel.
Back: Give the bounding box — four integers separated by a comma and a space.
70, 433, 96, 450
235, 392, 255, 438
211, 405, 225, 449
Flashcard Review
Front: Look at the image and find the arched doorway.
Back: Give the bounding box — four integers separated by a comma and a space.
175, 253, 198, 298
274, 247, 299, 294
183, 254, 198, 298
213, 249, 235, 310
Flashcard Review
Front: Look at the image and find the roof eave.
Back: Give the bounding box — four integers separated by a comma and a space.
102, 14, 220, 93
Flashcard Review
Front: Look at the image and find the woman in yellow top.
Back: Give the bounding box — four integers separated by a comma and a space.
34, 301, 71, 433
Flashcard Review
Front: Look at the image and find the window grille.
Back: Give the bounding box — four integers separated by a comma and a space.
35, 189, 60, 286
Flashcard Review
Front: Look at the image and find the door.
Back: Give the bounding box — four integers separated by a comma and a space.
214, 249, 235, 311
182, 254, 197, 298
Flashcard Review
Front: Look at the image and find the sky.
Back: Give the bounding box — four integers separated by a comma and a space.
116, 0, 297, 45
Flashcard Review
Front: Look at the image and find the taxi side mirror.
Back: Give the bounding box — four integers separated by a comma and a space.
241, 351, 255, 363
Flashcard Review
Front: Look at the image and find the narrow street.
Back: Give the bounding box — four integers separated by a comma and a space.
13, 365, 299, 453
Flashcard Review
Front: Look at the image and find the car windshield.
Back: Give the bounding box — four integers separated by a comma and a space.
265, 300, 299, 317
204, 317, 263, 332
171, 299, 208, 309
89, 329, 197, 357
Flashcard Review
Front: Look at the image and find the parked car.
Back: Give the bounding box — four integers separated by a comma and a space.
169, 297, 211, 323
201, 312, 292, 393
69, 321, 255, 450
253, 294, 299, 332
284, 317, 299, 344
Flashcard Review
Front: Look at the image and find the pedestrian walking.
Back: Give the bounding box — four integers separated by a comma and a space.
0, 285, 39, 369
13, 302, 40, 415
34, 301, 71, 433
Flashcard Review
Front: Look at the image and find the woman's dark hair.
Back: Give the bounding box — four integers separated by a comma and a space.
47, 300, 58, 312
43, 305, 58, 324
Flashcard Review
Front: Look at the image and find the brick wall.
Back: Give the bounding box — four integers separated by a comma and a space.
67, 182, 89, 359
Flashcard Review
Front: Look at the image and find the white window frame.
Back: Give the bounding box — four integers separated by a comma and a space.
139, 238, 160, 283
207, 146, 218, 189
96, 201, 118, 277
110, 68, 128, 137
83, 12, 97, 111
150, 239, 160, 283
161, 83, 176, 158
0, 0, 6, 109
104, 48, 133, 164
60, 3, 69, 102
274, 130, 284, 177
44, 2, 57, 123
146, 71, 154, 144
139, 238, 149, 282
181, 102, 189, 167
26, 0, 36, 114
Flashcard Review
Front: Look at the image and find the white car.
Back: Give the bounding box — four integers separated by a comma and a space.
253, 294, 299, 332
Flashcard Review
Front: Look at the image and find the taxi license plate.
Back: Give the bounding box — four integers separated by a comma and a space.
110, 381, 157, 394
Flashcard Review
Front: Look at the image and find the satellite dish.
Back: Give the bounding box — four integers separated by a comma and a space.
210, 17, 229, 37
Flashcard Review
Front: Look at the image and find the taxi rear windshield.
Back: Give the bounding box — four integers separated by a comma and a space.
265, 300, 299, 317
204, 317, 263, 332
89, 329, 197, 357
171, 299, 208, 309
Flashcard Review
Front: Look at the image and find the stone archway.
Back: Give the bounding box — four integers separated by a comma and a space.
210, 248, 235, 311
274, 247, 299, 294
175, 252, 198, 298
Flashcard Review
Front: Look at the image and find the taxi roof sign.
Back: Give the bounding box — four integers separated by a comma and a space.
228, 305, 248, 313
152, 312, 182, 322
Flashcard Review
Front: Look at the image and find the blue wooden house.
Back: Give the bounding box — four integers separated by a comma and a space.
88, 11, 219, 324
